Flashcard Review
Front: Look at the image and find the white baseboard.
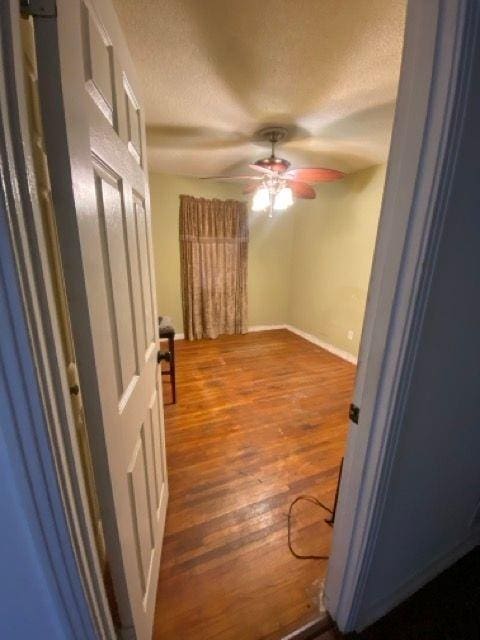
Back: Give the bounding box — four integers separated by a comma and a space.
248, 324, 285, 332
175, 327, 282, 340
247, 323, 358, 365
177, 323, 357, 363
357, 533, 480, 631
285, 324, 358, 365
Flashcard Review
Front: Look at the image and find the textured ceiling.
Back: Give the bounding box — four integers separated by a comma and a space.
114, 0, 406, 176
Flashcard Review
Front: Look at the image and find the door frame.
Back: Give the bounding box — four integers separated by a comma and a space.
0, 1, 114, 637
325, 0, 480, 632
1, 0, 477, 637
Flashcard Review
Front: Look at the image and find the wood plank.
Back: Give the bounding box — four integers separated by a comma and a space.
153, 329, 355, 639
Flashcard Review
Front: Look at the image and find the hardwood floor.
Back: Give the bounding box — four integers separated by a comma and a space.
153, 329, 356, 640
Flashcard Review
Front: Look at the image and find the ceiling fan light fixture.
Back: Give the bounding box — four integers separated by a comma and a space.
203, 126, 344, 215
273, 186, 293, 211
252, 185, 271, 211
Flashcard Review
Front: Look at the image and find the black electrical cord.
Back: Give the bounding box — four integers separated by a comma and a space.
287, 495, 333, 560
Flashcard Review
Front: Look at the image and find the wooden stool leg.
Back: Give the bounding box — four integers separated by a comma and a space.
169, 334, 176, 403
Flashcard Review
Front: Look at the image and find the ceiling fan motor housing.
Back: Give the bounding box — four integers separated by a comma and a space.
254, 156, 291, 173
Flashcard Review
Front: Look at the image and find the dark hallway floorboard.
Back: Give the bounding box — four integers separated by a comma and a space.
348, 545, 480, 640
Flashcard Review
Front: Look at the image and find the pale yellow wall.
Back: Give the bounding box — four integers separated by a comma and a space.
149, 167, 384, 349
288, 164, 386, 356
248, 207, 295, 326
149, 172, 294, 333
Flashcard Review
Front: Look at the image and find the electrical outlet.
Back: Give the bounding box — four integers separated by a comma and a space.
347, 330, 354, 341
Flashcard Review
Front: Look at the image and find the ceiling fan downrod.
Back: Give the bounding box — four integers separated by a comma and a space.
255, 126, 290, 173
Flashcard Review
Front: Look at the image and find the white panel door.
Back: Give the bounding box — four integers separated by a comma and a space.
32, 1, 168, 638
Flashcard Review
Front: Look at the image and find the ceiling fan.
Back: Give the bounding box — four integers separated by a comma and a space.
202, 127, 345, 216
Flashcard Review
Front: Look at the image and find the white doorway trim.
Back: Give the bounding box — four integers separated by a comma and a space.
325, 0, 480, 632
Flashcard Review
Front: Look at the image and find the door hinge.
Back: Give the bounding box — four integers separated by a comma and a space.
20, 0, 57, 18
349, 403, 360, 424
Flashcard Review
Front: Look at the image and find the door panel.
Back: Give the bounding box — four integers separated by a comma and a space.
81, 1, 117, 128
134, 194, 156, 350
33, 0, 168, 638
149, 391, 166, 509
127, 423, 155, 598
93, 161, 138, 397
123, 76, 143, 165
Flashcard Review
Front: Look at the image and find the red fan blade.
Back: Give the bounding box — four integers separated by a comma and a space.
284, 168, 344, 183
287, 180, 316, 199
248, 163, 275, 176
200, 175, 263, 181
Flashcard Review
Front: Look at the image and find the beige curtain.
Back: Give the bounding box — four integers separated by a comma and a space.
180, 195, 248, 340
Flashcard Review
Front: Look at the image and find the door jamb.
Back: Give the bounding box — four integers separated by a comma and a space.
325, 0, 480, 631
0, 1, 115, 637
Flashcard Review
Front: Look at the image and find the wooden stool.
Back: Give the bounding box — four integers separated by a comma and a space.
158, 318, 176, 404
